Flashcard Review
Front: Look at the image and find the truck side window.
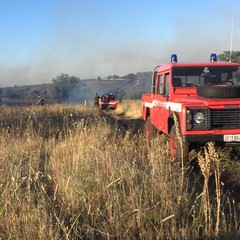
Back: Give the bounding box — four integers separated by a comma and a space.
233, 71, 240, 85
165, 73, 170, 97
157, 74, 163, 94
152, 71, 157, 94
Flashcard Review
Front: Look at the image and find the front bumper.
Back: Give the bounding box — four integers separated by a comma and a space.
183, 134, 240, 146
99, 102, 117, 109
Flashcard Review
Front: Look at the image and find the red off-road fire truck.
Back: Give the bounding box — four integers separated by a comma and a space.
99, 93, 117, 109
142, 54, 240, 162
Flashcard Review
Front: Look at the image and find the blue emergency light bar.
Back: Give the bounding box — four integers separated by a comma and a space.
171, 54, 178, 63
170, 53, 217, 63
210, 53, 217, 62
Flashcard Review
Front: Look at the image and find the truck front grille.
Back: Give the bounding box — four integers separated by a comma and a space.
190, 108, 240, 130
211, 109, 240, 129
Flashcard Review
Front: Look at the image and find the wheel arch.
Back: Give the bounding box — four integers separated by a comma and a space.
168, 112, 181, 134
143, 107, 150, 121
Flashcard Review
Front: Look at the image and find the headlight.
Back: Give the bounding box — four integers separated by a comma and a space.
193, 112, 204, 124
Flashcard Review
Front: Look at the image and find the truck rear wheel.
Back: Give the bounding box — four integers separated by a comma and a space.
169, 125, 188, 163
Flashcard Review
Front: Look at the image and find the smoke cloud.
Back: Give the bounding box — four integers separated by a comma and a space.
0, 1, 239, 87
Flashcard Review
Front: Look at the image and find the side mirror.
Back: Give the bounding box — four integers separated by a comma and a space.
159, 84, 165, 95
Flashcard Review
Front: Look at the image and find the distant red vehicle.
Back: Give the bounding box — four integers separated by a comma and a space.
99, 93, 117, 109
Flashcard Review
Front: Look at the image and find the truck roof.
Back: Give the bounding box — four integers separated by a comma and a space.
158, 61, 240, 72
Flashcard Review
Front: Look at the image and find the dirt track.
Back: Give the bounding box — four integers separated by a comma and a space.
100, 109, 145, 134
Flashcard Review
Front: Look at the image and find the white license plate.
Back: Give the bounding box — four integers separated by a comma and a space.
224, 134, 240, 142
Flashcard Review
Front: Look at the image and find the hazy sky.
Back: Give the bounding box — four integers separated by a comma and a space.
0, 0, 239, 87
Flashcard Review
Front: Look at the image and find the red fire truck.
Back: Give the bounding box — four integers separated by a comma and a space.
99, 93, 117, 109
142, 54, 240, 162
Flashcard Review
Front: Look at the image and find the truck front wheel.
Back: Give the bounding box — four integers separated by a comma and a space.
169, 125, 188, 163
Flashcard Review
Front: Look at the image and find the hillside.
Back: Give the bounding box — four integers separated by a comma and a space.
0, 72, 152, 105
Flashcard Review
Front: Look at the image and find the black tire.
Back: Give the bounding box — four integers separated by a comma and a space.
197, 85, 240, 98
169, 125, 188, 163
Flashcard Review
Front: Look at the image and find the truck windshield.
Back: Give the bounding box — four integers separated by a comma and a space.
172, 66, 240, 86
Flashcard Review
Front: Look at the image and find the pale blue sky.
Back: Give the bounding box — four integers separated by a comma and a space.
0, 0, 239, 86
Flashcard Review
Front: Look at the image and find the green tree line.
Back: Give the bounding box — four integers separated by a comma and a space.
218, 51, 240, 62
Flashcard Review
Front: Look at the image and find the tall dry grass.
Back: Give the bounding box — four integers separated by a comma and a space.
0, 102, 240, 239
114, 99, 142, 119
198, 142, 221, 238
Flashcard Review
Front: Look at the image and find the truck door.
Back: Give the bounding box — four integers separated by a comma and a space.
151, 73, 170, 133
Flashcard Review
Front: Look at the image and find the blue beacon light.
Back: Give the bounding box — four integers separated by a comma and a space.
171, 54, 178, 63
210, 53, 217, 62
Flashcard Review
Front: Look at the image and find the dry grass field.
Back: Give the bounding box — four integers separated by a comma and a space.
1, 100, 240, 239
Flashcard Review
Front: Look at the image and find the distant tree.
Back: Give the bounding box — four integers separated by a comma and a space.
51, 73, 85, 102
97, 76, 102, 81
52, 73, 81, 86
105, 75, 112, 80
218, 51, 240, 63
105, 75, 120, 80
124, 73, 136, 80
